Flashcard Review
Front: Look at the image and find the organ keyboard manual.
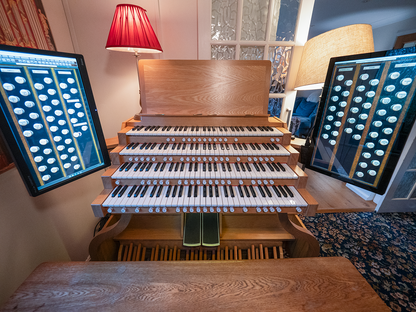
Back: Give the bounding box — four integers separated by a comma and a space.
89, 60, 320, 261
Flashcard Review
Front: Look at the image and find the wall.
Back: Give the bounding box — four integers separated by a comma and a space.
0, 0, 101, 306
0, 0, 199, 306
62, 0, 198, 139
373, 16, 416, 51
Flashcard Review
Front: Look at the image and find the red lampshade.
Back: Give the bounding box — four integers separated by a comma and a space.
105, 4, 162, 53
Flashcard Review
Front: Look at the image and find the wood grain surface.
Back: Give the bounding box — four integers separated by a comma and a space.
2, 257, 389, 312
138, 60, 271, 115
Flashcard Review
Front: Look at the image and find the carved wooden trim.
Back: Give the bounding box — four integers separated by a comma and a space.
89, 214, 132, 261
278, 213, 320, 258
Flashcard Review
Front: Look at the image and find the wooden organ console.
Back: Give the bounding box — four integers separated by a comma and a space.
89, 60, 320, 261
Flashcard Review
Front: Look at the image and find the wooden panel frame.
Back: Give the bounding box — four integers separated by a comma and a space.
138, 60, 271, 116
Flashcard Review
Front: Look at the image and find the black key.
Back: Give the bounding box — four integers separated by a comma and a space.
272, 162, 280, 171
232, 143, 237, 150
278, 185, 287, 197
272, 185, 281, 197
187, 185, 193, 197
223, 186, 228, 197
253, 162, 260, 172
164, 143, 169, 150
208, 143, 211, 150
172, 185, 178, 197
150, 143, 157, 149
208, 162, 212, 172
149, 186, 157, 198
134, 162, 142, 171
213, 163, 218, 172
194, 163, 198, 172
193, 185, 198, 197
284, 185, 294, 197
168, 163, 174, 172
139, 162, 147, 171
267, 143, 275, 150
213, 144, 217, 150
257, 185, 266, 197
225, 144, 230, 150
215, 185, 219, 197
140, 185, 149, 197
262, 143, 269, 150
190, 143, 194, 150
264, 186, 272, 197
249, 185, 257, 197
172, 143, 177, 150
132, 143, 140, 149
258, 162, 266, 172
203, 162, 206, 172
188, 162, 193, 172
226, 162, 231, 172
255, 143, 261, 150
242, 143, 248, 150
266, 162, 275, 172
165, 185, 172, 197
154, 162, 161, 171
272, 143, 280, 150
203, 143, 206, 150
119, 162, 129, 171
158, 143, 165, 150
234, 163, 240, 172
277, 162, 286, 172
243, 185, 250, 197
125, 163, 134, 171
156, 185, 163, 197
174, 162, 180, 172
240, 162, 246, 172
221, 162, 226, 172
145, 162, 153, 171
180, 162, 185, 172
209, 185, 213, 197
245, 162, 252, 172
111, 185, 122, 197
237, 185, 244, 197
195, 144, 199, 150
229, 185, 235, 197
178, 185, 184, 197
203, 185, 207, 197
160, 162, 166, 171
250, 143, 256, 150
182, 143, 186, 150
220, 143, 225, 150
126, 143, 134, 150
134, 185, 143, 197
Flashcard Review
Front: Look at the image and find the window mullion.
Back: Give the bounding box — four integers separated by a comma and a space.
235, 0, 244, 60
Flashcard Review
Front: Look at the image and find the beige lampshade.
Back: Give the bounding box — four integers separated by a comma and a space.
294, 24, 374, 90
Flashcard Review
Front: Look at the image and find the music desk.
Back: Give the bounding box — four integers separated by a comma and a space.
1, 257, 389, 312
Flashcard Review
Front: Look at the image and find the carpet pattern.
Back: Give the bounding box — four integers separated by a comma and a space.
301, 212, 416, 312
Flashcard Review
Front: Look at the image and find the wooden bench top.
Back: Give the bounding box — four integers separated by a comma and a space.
1, 257, 389, 312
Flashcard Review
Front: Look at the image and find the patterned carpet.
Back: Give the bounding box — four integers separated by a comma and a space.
301, 212, 416, 312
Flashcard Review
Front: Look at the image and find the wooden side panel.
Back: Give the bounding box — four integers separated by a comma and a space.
91, 189, 112, 218
297, 188, 319, 216
268, 116, 286, 129
138, 60, 271, 115
279, 127, 292, 145
285, 145, 299, 165
102, 166, 118, 189
290, 165, 308, 188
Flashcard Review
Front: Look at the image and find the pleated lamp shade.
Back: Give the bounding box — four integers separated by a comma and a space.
294, 24, 374, 90
105, 4, 163, 54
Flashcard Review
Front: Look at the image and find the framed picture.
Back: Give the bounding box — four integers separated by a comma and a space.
0, 0, 56, 173
394, 33, 416, 49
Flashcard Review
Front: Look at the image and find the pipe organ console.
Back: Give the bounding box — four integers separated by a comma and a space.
89, 60, 320, 261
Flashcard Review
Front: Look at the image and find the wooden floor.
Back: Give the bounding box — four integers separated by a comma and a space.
304, 168, 377, 213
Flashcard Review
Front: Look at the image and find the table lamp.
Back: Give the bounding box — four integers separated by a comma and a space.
294, 24, 374, 91
106, 4, 163, 115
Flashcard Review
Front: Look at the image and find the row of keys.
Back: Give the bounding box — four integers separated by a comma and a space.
112, 161, 297, 180
107, 206, 302, 214
120, 142, 290, 157
102, 184, 306, 208
127, 125, 283, 137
